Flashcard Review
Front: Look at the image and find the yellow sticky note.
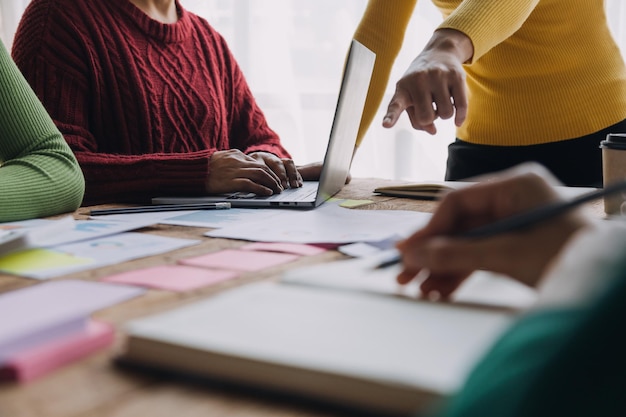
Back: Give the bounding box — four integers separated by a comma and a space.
339, 199, 373, 208
0, 249, 92, 274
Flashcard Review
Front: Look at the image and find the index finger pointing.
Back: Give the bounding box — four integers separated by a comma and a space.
383, 89, 412, 128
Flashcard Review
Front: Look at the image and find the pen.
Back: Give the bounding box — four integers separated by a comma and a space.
375, 179, 626, 269
90, 202, 231, 216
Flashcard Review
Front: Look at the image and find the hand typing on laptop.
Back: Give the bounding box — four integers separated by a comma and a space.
206, 150, 306, 196
248, 151, 304, 189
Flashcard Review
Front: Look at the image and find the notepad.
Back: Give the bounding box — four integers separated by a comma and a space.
119, 280, 514, 415
0, 280, 144, 362
374, 182, 458, 200
0, 320, 115, 382
374, 181, 599, 200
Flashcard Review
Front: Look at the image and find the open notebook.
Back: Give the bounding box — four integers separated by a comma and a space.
118, 254, 530, 415
153, 39, 376, 209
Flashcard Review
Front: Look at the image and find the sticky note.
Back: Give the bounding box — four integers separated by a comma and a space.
179, 249, 299, 272
0, 249, 92, 275
102, 265, 239, 292
2, 320, 115, 383
0, 280, 144, 360
339, 199, 373, 208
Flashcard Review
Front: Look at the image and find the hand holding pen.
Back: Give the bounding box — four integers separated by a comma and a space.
394, 169, 595, 300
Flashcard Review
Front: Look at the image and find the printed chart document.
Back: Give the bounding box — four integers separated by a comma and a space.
0, 217, 156, 249
120, 277, 516, 415
206, 203, 432, 244
0, 216, 75, 256
0, 233, 199, 280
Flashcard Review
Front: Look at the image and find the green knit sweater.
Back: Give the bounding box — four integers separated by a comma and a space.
429, 231, 626, 417
0, 40, 83, 222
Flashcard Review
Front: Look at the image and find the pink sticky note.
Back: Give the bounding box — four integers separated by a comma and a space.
1, 320, 114, 383
239, 242, 327, 256
0, 280, 144, 361
179, 249, 300, 272
102, 265, 239, 292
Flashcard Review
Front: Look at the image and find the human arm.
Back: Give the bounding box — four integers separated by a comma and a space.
395, 166, 591, 298
429, 227, 626, 417
384, 0, 540, 134
352, 0, 417, 149
383, 28, 472, 134
11, 2, 296, 204
0, 41, 84, 221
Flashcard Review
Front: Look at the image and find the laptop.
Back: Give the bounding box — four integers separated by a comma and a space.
152, 39, 375, 209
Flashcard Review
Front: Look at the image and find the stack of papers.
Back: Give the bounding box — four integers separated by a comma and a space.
0, 280, 145, 382
0, 218, 200, 280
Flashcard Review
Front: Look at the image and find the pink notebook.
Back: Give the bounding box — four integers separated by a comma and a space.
0, 320, 115, 383
0, 280, 143, 362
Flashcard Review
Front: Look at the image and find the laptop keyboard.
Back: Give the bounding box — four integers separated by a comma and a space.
227, 185, 317, 201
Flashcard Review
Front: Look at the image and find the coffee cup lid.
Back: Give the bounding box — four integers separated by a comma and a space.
601, 133, 626, 150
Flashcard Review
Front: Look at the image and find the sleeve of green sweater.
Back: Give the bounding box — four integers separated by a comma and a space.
0, 40, 84, 222
429, 239, 626, 417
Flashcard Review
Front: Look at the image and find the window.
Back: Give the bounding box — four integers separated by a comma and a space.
3, 0, 626, 181
185, 0, 451, 181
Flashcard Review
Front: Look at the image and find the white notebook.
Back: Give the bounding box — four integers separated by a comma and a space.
120, 277, 515, 415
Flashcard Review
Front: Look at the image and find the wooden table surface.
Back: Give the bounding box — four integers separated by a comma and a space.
0, 178, 441, 417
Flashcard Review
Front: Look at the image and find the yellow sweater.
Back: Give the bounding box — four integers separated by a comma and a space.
354, 0, 626, 147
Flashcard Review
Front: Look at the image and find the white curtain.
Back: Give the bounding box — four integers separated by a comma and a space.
2, 0, 626, 181
184, 0, 451, 181
0, 0, 29, 48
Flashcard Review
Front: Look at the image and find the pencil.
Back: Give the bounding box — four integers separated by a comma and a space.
90, 202, 231, 216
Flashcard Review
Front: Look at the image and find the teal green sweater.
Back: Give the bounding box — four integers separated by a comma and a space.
0, 41, 83, 221
431, 242, 626, 417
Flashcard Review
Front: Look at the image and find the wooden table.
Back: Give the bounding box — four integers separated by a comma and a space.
0, 178, 439, 417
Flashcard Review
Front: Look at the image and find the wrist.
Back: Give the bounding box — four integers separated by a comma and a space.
426, 28, 474, 63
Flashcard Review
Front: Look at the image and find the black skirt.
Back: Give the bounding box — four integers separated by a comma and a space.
445, 118, 626, 188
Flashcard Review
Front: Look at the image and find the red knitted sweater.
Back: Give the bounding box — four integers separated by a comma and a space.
12, 0, 291, 204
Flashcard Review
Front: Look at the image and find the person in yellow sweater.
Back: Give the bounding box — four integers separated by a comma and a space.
353, 0, 626, 187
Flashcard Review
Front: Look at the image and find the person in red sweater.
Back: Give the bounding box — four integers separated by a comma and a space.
11, 0, 315, 205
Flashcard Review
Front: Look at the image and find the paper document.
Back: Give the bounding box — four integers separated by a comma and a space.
1, 217, 155, 249
0, 233, 200, 280
206, 203, 431, 244
281, 251, 537, 310
0, 216, 75, 256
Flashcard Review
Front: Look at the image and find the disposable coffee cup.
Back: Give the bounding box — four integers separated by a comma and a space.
600, 133, 626, 215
